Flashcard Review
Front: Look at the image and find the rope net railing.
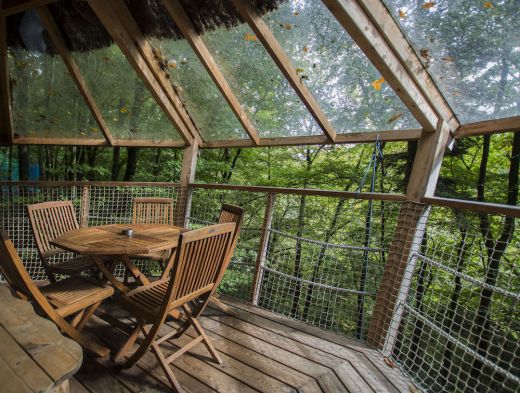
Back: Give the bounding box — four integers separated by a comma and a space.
0, 183, 182, 280
384, 205, 519, 393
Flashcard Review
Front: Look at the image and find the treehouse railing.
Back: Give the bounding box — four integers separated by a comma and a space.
0, 181, 519, 393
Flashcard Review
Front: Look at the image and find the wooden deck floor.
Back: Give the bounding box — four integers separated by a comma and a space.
71, 297, 413, 393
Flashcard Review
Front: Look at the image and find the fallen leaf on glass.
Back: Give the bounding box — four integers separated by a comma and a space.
420, 48, 432, 60
120, 107, 128, 113
483, 1, 494, 8
387, 113, 404, 124
422, 1, 436, 9
371, 77, 385, 91
91, 127, 99, 132
384, 357, 396, 368
398, 9, 407, 19
303, 46, 309, 53
296, 67, 305, 73
168, 61, 177, 69
293, 11, 299, 16
441, 56, 455, 63
282, 23, 293, 30
244, 33, 258, 41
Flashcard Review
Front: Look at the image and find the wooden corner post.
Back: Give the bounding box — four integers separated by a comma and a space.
368, 120, 450, 351
175, 141, 199, 227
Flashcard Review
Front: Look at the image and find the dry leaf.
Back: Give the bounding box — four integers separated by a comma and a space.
441, 56, 455, 63
387, 113, 404, 124
296, 67, 305, 74
282, 23, 293, 30
398, 9, 407, 19
168, 61, 177, 69
293, 11, 299, 16
90, 127, 99, 132
303, 46, 309, 53
483, 1, 494, 8
120, 107, 128, 114
244, 33, 258, 41
420, 48, 432, 60
371, 77, 385, 91
384, 357, 396, 368
422, 1, 436, 9
408, 385, 420, 393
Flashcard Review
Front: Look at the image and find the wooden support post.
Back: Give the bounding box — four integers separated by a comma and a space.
251, 192, 276, 305
175, 141, 199, 227
368, 120, 450, 350
163, 0, 260, 145
88, 0, 194, 146
80, 185, 90, 228
37, 6, 115, 146
232, 0, 337, 142
0, 14, 13, 145
322, 0, 439, 132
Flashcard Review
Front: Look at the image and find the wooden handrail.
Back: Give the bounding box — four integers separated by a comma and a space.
0, 181, 180, 188
422, 197, 520, 218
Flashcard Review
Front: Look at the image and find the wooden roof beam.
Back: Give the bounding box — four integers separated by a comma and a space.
87, 0, 194, 146
0, 13, 13, 145
162, 0, 260, 145
322, 0, 439, 132
231, 0, 338, 142
455, 116, 520, 138
37, 6, 115, 146
1, 0, 56, 16
108, 0, 203, 146
356, 0, 459, 132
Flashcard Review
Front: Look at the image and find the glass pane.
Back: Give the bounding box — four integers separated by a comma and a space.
149, 37, 249, 141
201, 23, 322, 138
382, 0, 520, 123
9, 48, 104, 141
263, 0, 419, 132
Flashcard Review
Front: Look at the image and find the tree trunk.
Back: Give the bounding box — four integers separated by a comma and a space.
124, 147, 139, 182
18, 145, 29, 181
111, 147, 121, 181
152, 148, 162, 179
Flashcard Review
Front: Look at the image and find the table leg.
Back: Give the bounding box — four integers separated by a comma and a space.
121, 256, 150, 286
92, 256, 129, 293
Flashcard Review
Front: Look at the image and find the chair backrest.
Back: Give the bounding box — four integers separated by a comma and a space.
0, 231, 41, 301
132, 197, 174, 225
218, 204, 245, 247
163, 223, 236, 313
27, 200, 80, 260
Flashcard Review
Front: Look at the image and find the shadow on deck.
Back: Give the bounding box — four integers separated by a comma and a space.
71, 297, 413, 393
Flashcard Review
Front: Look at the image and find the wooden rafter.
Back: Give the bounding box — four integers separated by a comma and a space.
12, 136, 186, 147
108, 0, 203, 146
0, 13, 12, 144
163, 0, 260, 145
1, 0, 56, 15
322, 0, 439, 132
36, 6, 115, 146
455, 116, 520, 138
357, 0, 459, 132
87, 0, 193, 146
231, 0, 337, 142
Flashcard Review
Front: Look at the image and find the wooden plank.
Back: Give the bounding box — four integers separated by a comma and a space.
0, 14, 13, 145
36, 6, 115, 146
422, 196, 520, 218
322, 0, 438, 132
13, 136, 108, 146
333, 362, 376, 393
87, 0, 193, 146
1, 0, 56, 16
406, 120, 450, 201
201, 129, 422, 148
231, 0, 337, 142
357, 0, 459, 131
455, 116, 520, 138
163, 0, 260, 145
317, 370, 348, 393
108, 0, 203, 146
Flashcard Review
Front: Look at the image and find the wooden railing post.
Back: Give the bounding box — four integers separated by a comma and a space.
80, 185, 90, 228
175, 141, 198, 227
251, 192, 276, 305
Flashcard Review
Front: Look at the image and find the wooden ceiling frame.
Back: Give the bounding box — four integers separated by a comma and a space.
0, 0, 55, 16
0, 13, 13, 145
11, 136, 185, 147
162, 0, 260, 145
108, 0, 203, 146
455, 116, 520, 138
87, 0, 195, 146
231, 0, 338, 142
322, 0, 439, 133
36, 6, 115, 146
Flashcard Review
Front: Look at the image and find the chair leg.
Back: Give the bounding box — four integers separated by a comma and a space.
182, 304, 222, 365
76, 301, 101, 332
209, 295, 238, 317
114, 323, 141, 363
151, 340, 183, 393
70, 309, 86, 328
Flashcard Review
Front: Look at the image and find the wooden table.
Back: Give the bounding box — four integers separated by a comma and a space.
51, 223, 181, 293
0, 286, 83, 393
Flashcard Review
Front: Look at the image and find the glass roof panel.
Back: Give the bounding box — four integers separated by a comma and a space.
148, 37, 249, 141
9, 48, 104, 141
72, 45, 182, 142
382, 0, 520, 123
263, 0, 420, 132
200, 23, 322, 138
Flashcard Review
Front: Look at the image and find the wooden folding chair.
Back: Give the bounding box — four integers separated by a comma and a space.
209, 204, 244, 316
0, 231, 114, 357
27, 200, 95, 282
114, 223, 237, 392
129, 197, 175, 274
